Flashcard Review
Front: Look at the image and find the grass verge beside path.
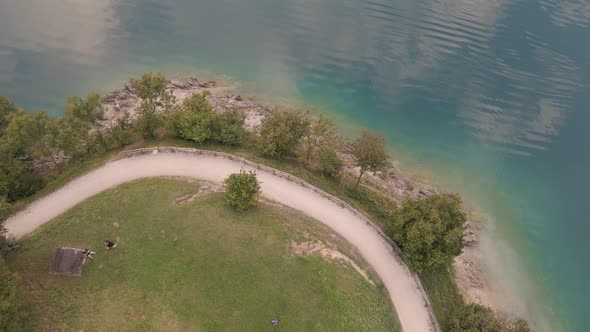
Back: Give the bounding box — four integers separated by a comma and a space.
7, 178, 400, 331
18, 135, 460, 330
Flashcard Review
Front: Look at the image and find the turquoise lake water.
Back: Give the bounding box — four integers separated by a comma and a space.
1, 0, 588, 330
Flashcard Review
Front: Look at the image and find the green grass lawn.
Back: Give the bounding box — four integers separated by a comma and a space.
7, 178, 400, 331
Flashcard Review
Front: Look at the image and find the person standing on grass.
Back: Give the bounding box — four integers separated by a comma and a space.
104, 240, 117, 249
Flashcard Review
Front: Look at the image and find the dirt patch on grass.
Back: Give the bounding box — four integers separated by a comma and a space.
174, 180, 223, 204
291, 240, 375, 286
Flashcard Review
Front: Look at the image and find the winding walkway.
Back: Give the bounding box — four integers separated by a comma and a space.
5, 149, 436, 332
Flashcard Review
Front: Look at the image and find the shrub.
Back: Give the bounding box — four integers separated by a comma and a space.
136, 100, 162, 139
450, 303, 501, 332
303, 114, 338, 162
389, 193, 466, 273
110, 113, 136, 146
0, 198, 17, 256
212, 109, 248, 146
0, 96, 17, 135
131, 73, 175, 138
314, 145, 343, 177
9, 172, 44, 201
0, 258, 29, 330
224, 170, 261, 211
168, 93, 214, 143
450, 303, 533, 332
259, 109, 311, 158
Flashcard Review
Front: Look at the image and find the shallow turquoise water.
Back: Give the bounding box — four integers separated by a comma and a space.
1, 0, 589, 330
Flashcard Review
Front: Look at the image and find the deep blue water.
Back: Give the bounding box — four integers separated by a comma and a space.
1, 0, 589, 330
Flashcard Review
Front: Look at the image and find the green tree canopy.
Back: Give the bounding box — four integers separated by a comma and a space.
389, 193, 466, 273
167, 92, 215, 143
224, 170, 261, 211
449, 303, 532, 332
259, 108, 311, 158
0, 96, 17, 135
303, 114, 339, 162
352, 130, 390, 188
3, 109, 53, 159
65, 92, 104, 124
131, 73, 174, 138
314, 145, 343, 177
211, 108, 248, 146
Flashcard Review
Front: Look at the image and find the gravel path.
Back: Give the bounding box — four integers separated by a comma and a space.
5, 152, 434, 332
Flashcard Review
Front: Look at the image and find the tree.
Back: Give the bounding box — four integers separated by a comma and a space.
52, 92, 106, 160
3, 109, 53, 159
224, 170, 261, 211
0, 198, 18, 256
109, 113, 136, 146
0, 258, 30, 330
211, 108, 248, 146
303, 114, 338, 162
259, 109, 311, 158
130, 73, 175, 138
0, 96, 17, 135
352, 130, 389, 188
65, 92, 104, 124
449, 303, 532, 332
450, 303, 501, 332
136, 101, 162, 139
314, 145, 343, 177
167, 93, 215, 143
389, 194, 466, 273
53, 114, 92, 159
0, 141, 41, 201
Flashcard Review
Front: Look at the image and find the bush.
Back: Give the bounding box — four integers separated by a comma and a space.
314, 145, 343, 177
9, 172, 44, 201
352, 130, 390, 188
168, 93, 214, 143
0, 258, 30, 331
388, 193, 466, 273
450, 303, 533, 332
131, 73, 175, 139
259, 109, 311, 158
0, 96, 17, 135
0, 145, 43, 201
110, 113, 136, 146
0, 198, 18, 256
224, 170, 261, 211
450, 303, 501, 332
136, 100, 162, 139
212, 109, 248, 146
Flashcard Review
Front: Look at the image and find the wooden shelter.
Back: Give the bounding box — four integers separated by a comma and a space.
50, 247, 87, 277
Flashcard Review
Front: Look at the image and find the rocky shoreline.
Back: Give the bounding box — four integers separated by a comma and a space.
100, 76, 492, 310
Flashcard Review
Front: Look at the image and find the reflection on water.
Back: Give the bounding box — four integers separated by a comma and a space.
1, 0, 589, 331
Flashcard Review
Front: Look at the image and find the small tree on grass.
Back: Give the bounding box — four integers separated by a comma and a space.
352, 130, 390, 188
224, 170, 261, 211
259, 108, 311, 158
389, 193, 466, 273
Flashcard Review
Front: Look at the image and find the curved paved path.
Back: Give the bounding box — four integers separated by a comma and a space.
5, 151, 434, 332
